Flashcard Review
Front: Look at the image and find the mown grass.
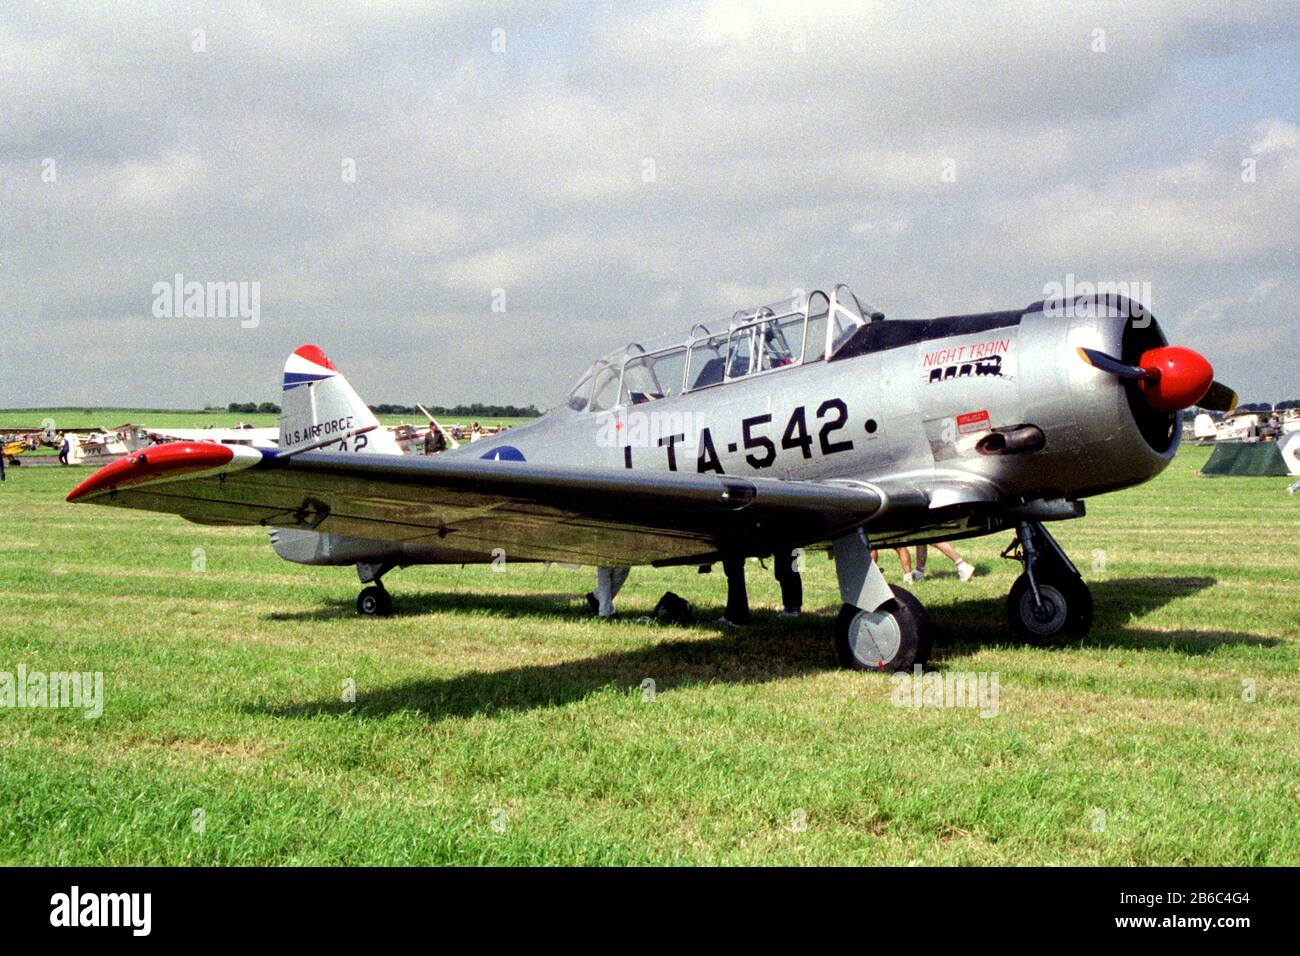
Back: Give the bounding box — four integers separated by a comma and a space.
0, 446, 1295, 865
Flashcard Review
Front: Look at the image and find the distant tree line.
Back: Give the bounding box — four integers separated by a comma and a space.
370, 403, 541, 418
220, 401, 541, 418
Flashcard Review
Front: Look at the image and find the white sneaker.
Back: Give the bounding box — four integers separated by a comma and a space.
956, 560, 976, 582
901, 570, 921, 583
913, 567, 926, 581
777, 609, 801, 618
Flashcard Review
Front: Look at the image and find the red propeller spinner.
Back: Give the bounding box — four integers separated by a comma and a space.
1077, 345, 1237, 412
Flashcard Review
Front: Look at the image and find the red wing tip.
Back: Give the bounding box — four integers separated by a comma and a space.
67, 442, 236, 503
292, 344, 337, 371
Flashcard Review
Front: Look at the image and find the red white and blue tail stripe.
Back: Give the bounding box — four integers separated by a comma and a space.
282, 344, 339, 391
278, 344, 403, 456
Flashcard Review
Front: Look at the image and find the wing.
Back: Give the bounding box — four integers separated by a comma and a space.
67, 442, 886, 566
854, 472, 1083, 548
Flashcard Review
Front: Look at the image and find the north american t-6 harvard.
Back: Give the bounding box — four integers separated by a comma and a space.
68, 285, 1235, 672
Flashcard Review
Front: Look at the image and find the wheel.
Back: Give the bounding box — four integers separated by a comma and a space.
834, 585, 931, 672
356, 586, 392, 617
1006, 572, 1091, 644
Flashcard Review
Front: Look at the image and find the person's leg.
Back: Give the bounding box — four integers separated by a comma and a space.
593, 567, 618, 617
901, 547, 929, 582
915, 544, 928, 577
932, 541, 976, 580
609, 566, 630, 601
773, 548, 802, 614
931, 542, 960, 563
722, 556, 750, 625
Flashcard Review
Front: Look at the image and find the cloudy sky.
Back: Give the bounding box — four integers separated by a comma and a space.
2, 0, 1297, 409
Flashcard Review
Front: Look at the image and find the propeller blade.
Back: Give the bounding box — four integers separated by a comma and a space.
1198, 381, 1238, 413
1078, 344, 1216, 411
1075, 347, 1150, 380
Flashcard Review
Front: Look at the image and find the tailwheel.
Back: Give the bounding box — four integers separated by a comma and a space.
1006, 572, 1091, 644
356, 585, 392, 617
834, 585, 931, 672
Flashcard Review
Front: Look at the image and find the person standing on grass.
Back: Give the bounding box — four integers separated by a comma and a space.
913, 542, 976, 582
718, 555, 751, 627
773, 547, 802, 617
586, 566, 630, 619
871, 546, 917, 582
714, 549, 801, 624
58, 432, 71, 466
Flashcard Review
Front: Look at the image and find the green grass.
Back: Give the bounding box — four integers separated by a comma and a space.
0, 447, 1296, 865
0, 407, 535, 430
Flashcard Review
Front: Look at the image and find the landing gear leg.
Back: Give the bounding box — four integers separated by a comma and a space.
1003, 522, 1092, 644
831, 529, 931, 671
355, 561, 394, 617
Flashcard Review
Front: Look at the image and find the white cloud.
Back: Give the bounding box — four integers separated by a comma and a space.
1, 0, 1296, 408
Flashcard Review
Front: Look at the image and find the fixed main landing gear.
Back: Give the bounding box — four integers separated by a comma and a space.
1002, 521, 1092, 644
355, 561, 394, 617
356, 584, 392, 617
831, 529, 932, 671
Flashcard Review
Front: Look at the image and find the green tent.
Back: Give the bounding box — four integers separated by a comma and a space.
1201, 442, 1291, 477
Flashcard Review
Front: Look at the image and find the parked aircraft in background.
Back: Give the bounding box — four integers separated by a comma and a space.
142, 423, 280, 449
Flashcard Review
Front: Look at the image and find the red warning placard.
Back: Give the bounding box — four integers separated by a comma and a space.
957, 410, 991, 435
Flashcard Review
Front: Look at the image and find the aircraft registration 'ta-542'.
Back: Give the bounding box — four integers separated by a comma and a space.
67, 285, 1236, 672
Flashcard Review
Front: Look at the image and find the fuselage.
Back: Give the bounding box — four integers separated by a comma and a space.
466, 297, 1178, 502
271, 294, 1182, 568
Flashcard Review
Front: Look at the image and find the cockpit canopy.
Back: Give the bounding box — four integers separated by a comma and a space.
565, 284, 879, 412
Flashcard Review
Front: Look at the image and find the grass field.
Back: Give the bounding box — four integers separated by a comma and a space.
0, 446, 1296, 865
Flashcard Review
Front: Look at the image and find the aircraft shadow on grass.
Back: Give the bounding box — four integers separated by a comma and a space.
257, 575, 1276, 723
930, 575, 1278, 657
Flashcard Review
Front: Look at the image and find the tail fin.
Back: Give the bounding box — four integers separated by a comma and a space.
279, 345, 402, 456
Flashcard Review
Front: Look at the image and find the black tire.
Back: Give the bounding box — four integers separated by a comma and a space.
356, 586, 392, 617
834, 585, 931, 672
1006, 572, 1092, 644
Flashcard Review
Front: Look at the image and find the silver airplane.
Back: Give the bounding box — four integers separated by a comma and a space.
67, 285, 1235, 672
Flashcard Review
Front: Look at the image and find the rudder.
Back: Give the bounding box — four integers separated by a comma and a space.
279, 344, 402, 456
